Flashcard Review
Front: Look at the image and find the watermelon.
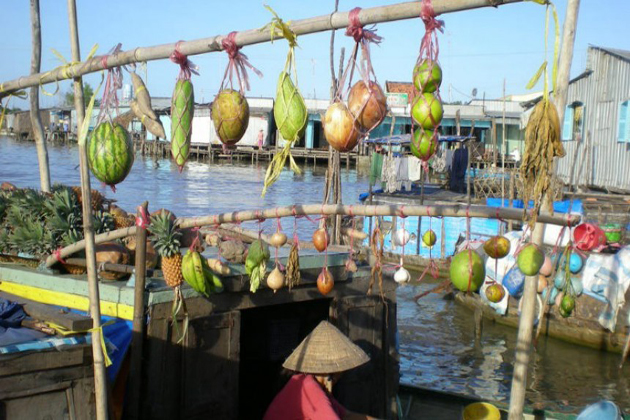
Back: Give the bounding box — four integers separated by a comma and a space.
88, 122, 134, 188
171, 79, 194, 169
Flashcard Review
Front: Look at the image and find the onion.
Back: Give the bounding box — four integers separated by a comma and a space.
394, 267, 410, 284
269, 232, 288, 248
393, 229, 411, 247
312, 228, 329, 252
267, 267, 285, 293
348, 81, 387, 132
323, 102, 361, 152
317, 268, 334, 295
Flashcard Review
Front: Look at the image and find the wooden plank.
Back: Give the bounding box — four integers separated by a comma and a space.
0, 291, 92, 331
0, 345, 89, 378
0, 281, 134, 320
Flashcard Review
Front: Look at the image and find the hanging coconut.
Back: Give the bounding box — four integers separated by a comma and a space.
413, 59, 442, 93
410, 129, 438, 161
171, 79, 194, 169
323, 102, 361, 152
449, 250, 485, 292
483, 236, 511, 259
348, 80, 387, 132
88, 122, 134, 189
211, 89, 250, 146
485, 283, 506, 303
411, 92, 443, 130
517, 244, 545, 276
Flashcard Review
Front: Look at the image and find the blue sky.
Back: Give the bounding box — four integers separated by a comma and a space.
1, 1, 628, 109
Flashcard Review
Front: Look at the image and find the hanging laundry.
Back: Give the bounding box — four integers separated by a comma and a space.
445, 149, 455, 171
369, 151, 384, 186
408, 156, 423, 181
450, 146, 468, 193
396, 157, 411, 191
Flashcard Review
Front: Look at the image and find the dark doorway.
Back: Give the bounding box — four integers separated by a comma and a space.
238, 299, 331, 419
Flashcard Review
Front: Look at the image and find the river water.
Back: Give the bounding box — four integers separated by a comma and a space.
1, 136, 628, 415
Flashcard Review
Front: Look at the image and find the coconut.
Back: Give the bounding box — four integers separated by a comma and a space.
517, 244, 544, 276
348, 80, 387, 132
410, 129, 438, 161
411, 93, 443, 130
323, 102, 361, 152
485, 283, 506, 303
413, 59, 442, 93
449, 250, 485, 292
95, 242, 130, 281
483, 236, 511, 259
211, 89, 250, 145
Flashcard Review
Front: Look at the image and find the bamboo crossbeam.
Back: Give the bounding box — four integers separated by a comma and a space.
0, 0, 522, 99
44, 202, 579, 268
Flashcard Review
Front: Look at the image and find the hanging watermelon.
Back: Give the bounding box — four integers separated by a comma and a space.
88, 122, 134, 189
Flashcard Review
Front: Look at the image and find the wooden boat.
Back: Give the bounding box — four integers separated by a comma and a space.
454, 290, 630, 354
397, 384, 578, 420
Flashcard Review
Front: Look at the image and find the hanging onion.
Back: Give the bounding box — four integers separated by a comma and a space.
323, 102, 361, 152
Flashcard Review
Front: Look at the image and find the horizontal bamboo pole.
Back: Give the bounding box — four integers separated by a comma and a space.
44, 202, 579, 268
0, 0, 522, 99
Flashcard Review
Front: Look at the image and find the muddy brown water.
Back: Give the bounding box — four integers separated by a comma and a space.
1, 136, 628, 415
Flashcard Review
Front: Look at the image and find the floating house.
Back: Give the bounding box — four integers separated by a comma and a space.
552, 45, 630, 193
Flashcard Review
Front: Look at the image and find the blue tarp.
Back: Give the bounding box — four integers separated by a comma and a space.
486, 198, 583, 214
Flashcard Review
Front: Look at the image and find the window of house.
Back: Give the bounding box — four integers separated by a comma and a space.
562, 102, 585, 141
618, 100, 630, 143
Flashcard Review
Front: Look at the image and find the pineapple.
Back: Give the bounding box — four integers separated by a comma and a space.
72, 186, 105, 212
109, 205, 134, 229
150, 210, 183, 287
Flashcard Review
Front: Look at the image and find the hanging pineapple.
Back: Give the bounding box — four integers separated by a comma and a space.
211, 31, 262, 147
169, 43, 199, 171
150, 209, 188, 343
262, 8, 307, 196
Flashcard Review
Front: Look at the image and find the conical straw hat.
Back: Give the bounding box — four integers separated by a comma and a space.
282, 320, 370, 374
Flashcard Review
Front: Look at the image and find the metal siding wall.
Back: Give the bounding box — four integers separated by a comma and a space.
557, 48, 630, 191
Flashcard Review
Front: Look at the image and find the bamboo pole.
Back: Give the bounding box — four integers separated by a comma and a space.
0, 0, 524, 99
128, 202, 148, 420
67, 1, 109, 418
44, 203, 580, 268
29, 0, 51, 193
501, 78, 506, 202
508, 1, 581, 418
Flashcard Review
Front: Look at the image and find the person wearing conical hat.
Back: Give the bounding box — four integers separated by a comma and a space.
263, 320, 379, 420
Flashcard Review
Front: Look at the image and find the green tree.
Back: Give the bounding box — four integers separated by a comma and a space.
64, 83, 99, 107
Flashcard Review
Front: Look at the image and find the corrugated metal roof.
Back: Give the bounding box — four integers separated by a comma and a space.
593, 45, 630, 63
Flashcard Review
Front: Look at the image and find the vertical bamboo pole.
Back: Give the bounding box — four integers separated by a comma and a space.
501, 79, 506, 203
128, 202, 149, 419
508, 1, 580, 418
29, 0, 51, 193
67, 1, 109, 418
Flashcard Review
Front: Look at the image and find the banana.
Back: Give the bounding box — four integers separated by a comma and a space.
182, 249, 209, 297
203, 263, 224, 293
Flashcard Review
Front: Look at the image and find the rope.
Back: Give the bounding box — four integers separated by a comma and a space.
220, 31, 263, 93
169, 41, 199, 81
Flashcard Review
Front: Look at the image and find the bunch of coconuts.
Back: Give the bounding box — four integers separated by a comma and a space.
410, 59, 443, 161
323, 80, 388, 153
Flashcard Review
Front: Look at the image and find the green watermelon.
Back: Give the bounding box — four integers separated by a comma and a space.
88, 122, 134, 188
171, 79, 194, 169
410, 129, 437, 161
449, 250, 486, 292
